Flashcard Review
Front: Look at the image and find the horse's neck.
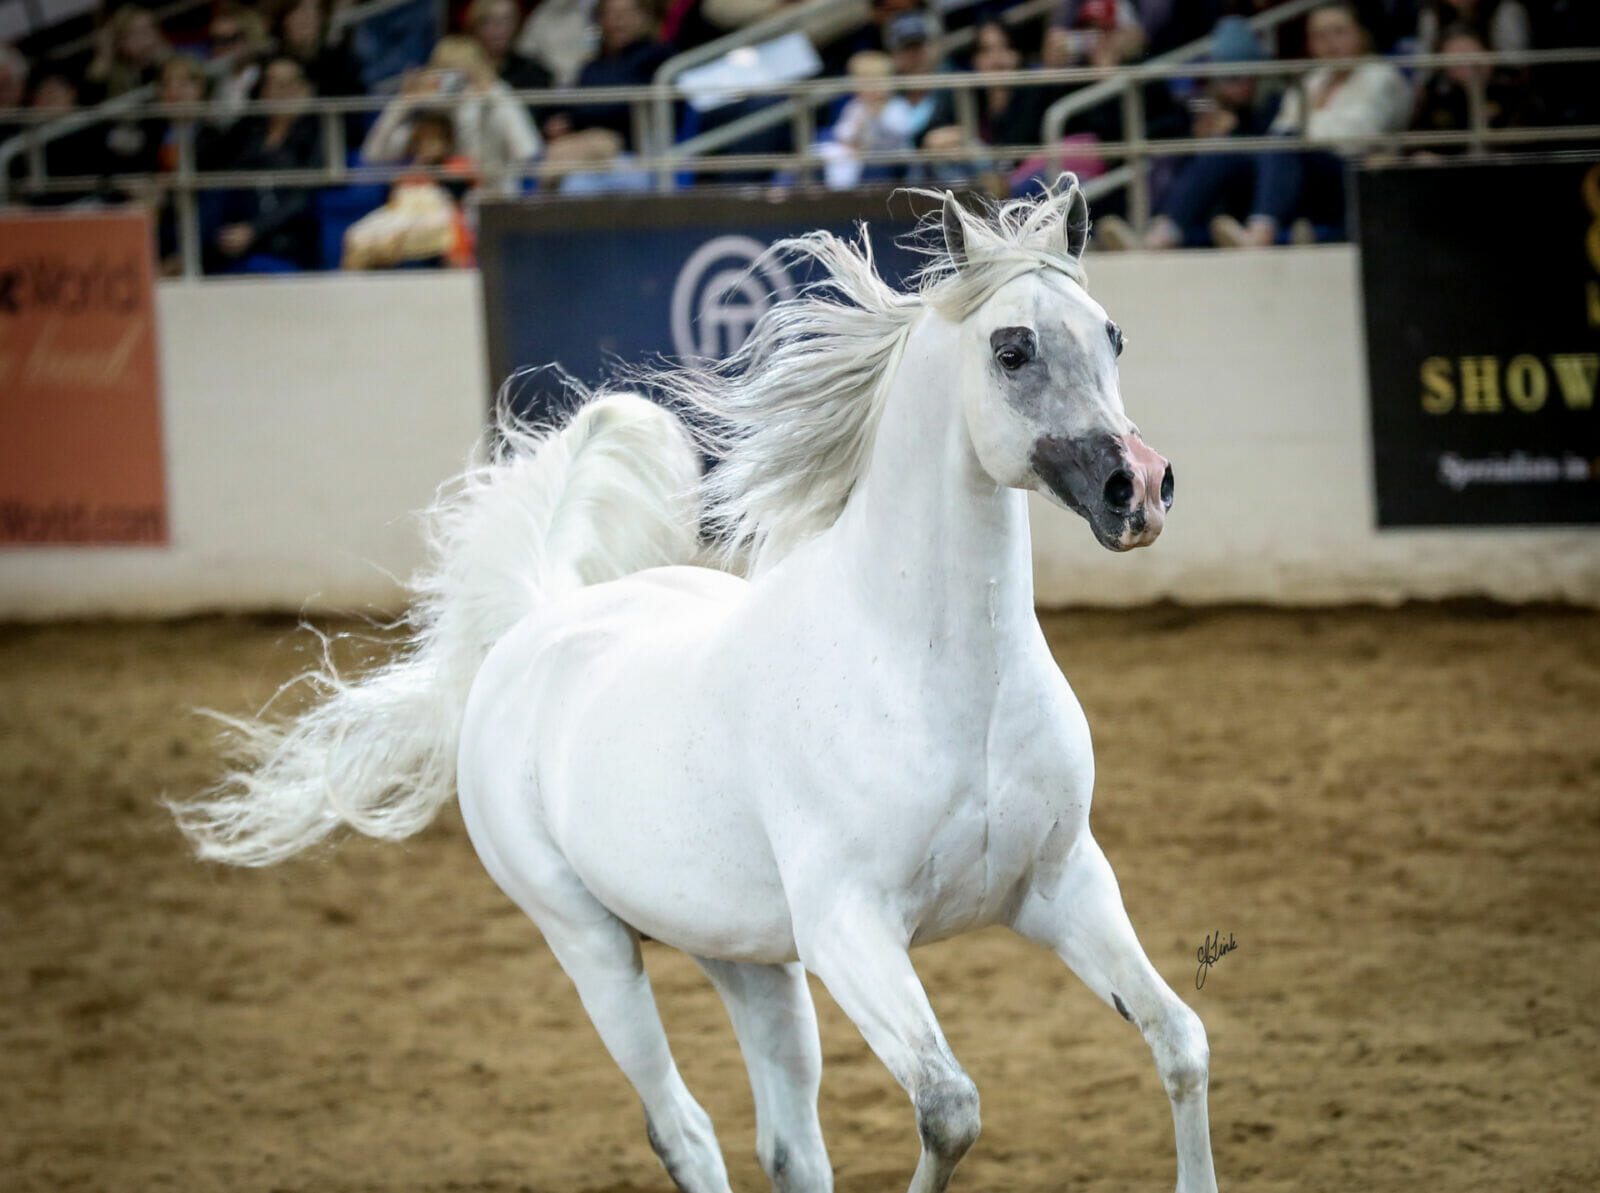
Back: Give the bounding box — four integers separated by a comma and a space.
828, 314, 1035, 642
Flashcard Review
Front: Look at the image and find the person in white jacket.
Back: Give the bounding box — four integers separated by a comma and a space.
361, 36, 541, 196
1211, 1, 1410, 247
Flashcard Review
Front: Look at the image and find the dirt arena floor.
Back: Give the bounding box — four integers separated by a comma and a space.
2, 605, 1597, 1193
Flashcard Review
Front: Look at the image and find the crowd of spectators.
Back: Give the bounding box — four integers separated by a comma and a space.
1, 0, 1595, 270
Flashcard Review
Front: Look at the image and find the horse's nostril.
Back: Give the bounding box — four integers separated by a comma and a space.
1160, 465, 1175, 509
1103, 470, 1135, 512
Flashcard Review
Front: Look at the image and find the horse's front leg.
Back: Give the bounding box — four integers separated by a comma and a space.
1012, 832, 1219, 1193
794, 902, 980, 1193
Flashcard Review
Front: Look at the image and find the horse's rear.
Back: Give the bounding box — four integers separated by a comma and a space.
455, 562, 805, 964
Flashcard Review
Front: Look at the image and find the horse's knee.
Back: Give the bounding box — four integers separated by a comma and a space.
915, 1070, 981, 1160
1152, 1005, 1209, 1101
760, 1134, 832, 1193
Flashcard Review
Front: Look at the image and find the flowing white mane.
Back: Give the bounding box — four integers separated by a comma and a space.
633, 180, 1092, 574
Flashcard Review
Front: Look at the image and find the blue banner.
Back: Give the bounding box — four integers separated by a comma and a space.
478, 192, 937, 422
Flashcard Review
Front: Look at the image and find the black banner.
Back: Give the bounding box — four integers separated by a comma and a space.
1358, 156, 1600, 526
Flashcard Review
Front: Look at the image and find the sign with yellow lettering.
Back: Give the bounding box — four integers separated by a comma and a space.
0, 209, 168, 544
1359, 158, 1600, 525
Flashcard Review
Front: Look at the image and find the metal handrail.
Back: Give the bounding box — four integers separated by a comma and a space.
3, 46, 1595, 274
1038, 0, 1329, 222
5, 48, 1595, 132
14, 119, 1596, 193
1040, 0, 1327, 147
650, 0, 869, 187
653, 0, 1057, 187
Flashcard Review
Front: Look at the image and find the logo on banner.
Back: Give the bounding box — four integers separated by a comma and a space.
670, 235, 796, 361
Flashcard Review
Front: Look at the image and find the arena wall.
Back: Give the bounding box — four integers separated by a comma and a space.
2, 248, 1595, 618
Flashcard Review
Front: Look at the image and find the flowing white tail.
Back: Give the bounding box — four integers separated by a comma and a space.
169, 394, 704, 866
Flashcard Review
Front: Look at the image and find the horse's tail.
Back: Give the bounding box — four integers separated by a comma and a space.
168, 393, 703, 866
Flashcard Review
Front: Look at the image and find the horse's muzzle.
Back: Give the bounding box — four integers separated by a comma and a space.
1031, 431, 1174, 552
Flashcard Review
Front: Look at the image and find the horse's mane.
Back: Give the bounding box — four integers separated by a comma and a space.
630, 179, 1092, 574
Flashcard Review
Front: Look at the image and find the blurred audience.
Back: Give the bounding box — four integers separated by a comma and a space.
362, 36, 541, 194
1210, 1, 1410, 246
13, 67, 104, 204
344, 111, 475, 268
2, 0, 1595, 266
468, 0, 553, 91
85, 5, 170, 102
1096, 16, 1284, 249
1044, 0, 1146, 71
1042, 0, 1184, 145
1415, 0, 1530, 52
2, 44, 30, 144
542, 0, 669, 170
819, 50, 916, 189
208, 2, 272, 128
206, 56, 325, 270
275, 0, 367, 100
886, 12, 952, 156
515, 0, 598, 86
1408, 21, 1541, 150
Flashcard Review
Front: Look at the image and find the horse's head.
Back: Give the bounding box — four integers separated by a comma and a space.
938, 190, 1173, 552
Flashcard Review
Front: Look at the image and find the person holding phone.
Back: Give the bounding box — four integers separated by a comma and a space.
361, 36, 541, 195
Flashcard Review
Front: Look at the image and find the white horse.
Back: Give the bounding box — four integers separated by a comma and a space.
172, 183, 1215, 1193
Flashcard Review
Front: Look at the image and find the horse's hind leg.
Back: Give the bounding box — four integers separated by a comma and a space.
1013, 833, 1218, 1193
694, 958, 832, 1193
532, 892, 733, 1193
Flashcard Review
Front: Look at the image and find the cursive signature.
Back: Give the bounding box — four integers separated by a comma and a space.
1195, 930, 1237, 990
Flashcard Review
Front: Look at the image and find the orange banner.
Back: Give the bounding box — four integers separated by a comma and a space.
1, 209, 168, 545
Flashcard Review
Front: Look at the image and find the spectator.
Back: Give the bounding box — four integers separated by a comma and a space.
15, 68, 109, 205
516, 0, 598, 87
206, 56, 325, 270
819, 50, 916, 188
468, 0, 553, 91
1041, 0, 1184, 144
1408, 22, 1541, 150
362, 36, 540, 195
1, 44, 29, 145
344, 112, 475, 269
919, 18, 1056, 176
85, 5, 170, 101
886, 13, 951, 153
275, 0, 367, 99
542, 0, 669, 160
1415, 0, 1530, 52
1211, 0, 1409, 246
147, 54, 228, 274
208, 3, 272, 128
1044, 0, 1146, 71
1095, 16, 1283, 249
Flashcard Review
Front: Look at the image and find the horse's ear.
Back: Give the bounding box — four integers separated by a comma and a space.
1063, 184, 1089, 260
941, 193, 968, 271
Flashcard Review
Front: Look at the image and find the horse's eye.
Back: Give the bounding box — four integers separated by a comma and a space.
1107, 321, 1124, 357
990, 327, 1036, 372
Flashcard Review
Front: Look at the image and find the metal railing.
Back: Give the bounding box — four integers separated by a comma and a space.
649, 0, 1055, 191
1039, 0, 1330, 227
2, 46, 1595, 275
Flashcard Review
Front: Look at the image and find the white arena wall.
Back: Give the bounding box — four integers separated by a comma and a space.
2, 248, 1596, 618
